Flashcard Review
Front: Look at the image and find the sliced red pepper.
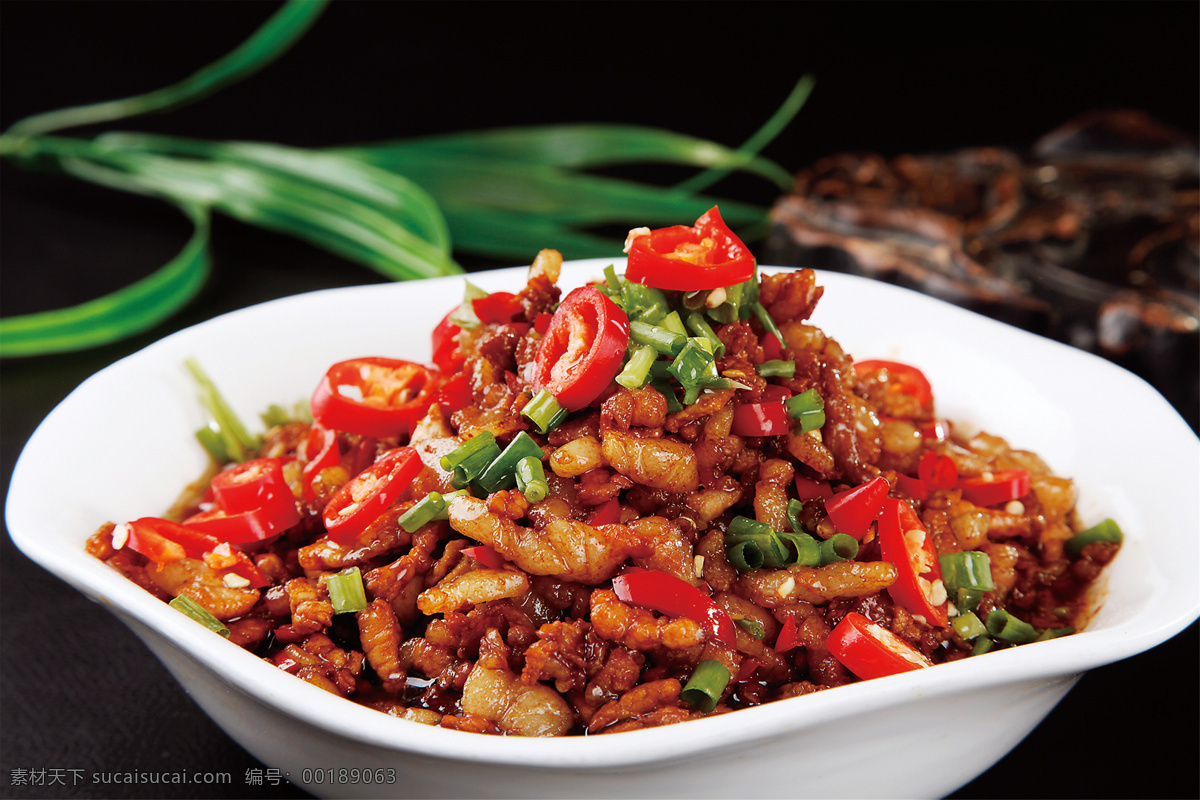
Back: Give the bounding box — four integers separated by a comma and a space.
301, 424, 341, 500
736, 657, 761, 682
824, 475, 890, 540
877, 498, 949, 627
854, 360, 933, 409
434, 370, 472, 414
587, 498, 622, 526
202, 542, 270, 589
894, 473, 930, 502
731, 398, 791, 436
760, 331, 785, 361
774, 614, 801, 652
533, 286, 629, 411
611, 569, 737, 648
210, 457, 301, 533
795, 475, 834, 502
625, 206, 755, 291
960, 469, 1031, 507
533, 312, 553, 335
462, 545, 507, 570
323, 447, 422, 546
183, 507, 285, 547
121, 517, 221, 565
917, 452, 958, 490
311, 357, 439, 440
827, 611, 933, 680
472, 291, 523, 324
431, 309, 464, 374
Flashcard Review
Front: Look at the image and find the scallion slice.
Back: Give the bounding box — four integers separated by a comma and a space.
169, 595, 230, 638
939, 551, 995, 594
620, 282, 670, 325
684, 312, 725, 357
616, 344, 657, 390
681, 659, 731, 713
1064, 518, 1123, 557
514, 455, 549, 503
734, 617, 766, 640
398, 491, 448, 533
985, 609, 1039, 644
752, 301, 783, 340
818, 533, 858, 565
785, 387, 826, 433
630, 320, 686, 357
476, 431, 545, 494
522, 389, 567, 434
440, 432, 501, 488
756, 360, 796, 379
326, 567, 368, 614
950, 611, 987, 640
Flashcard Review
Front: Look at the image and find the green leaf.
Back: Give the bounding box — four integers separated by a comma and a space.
0, 203, 211, 358
5, 0, 330, 137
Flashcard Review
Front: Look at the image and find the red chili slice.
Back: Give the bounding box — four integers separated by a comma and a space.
202, 542, 270, 588
625, 206, 755, 291
311, 358, 439, 439
120, 517, 221, 565
462, 545, 507, 570
323, 447, 422, 546
827, 611, 933, 680
894, 473, 930, 502
795, 475, 834, 502
533, 285, 630, 411
854, 360, 934, 409
877, 498, 949, 627
824, 475, 890, 540
960, 469, 1031, 507
731, 398, 791, 436
472, 291, 523, 324
917, 452, 958, 490
301, 424, 341, 500
434, 370, 472, 414
431, 309, 464, 374
611, 569, 737, 648
210, 458, 300, 528
774, 614, 801, 652
587, 498, 622, 526
760, 331, 785, 361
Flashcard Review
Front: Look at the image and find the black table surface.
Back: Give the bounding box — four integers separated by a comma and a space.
3, 3, 1197, 799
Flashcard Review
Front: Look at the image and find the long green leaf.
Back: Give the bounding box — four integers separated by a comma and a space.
350, 123, 794, 190
6, 0, 329, 137
0, 203, 211, 357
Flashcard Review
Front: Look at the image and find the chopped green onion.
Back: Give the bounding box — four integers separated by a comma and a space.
681, 659, 731, 713
186, 357, 261, 463
661, 310, 688, 337
705, 281, 746, 324
648, 380, 683, 414
777, 529, 821, 567
398, 491, 448, 533
616, 344, 658, 390
985, 610, 1039, 644
1036, 626, 1075, 641
971, 636, 996, 656
668, 338, 719, 389
786, 498, 805, 535
620, 281, 670, 325
785, 387, 826, 433
514, 455, 549, 503
1065, 518, 1123, 557
752, 301, 783, 340
630, 319, 686, 357
950, 611, 987, 640
522, 389, 567, 434
440, 432, 501, 488
955, 587, 984, 613
734, 617, 766, 640
756, 360, 796, 379
939, 551, 995, 594
169, 595, 230, 638
447, 280, 488, 329
195, 426, 231, 463
818, 533, 858, 565
433, 489, 469, 520
325, 567, 368, 614
684, 312, 725, 357
476, 432, 545, 494
603, 263, 624, 300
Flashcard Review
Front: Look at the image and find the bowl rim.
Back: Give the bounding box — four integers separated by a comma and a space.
8, 260, 1199, 768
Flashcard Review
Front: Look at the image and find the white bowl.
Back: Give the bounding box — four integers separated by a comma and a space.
8, 260, 1198, 799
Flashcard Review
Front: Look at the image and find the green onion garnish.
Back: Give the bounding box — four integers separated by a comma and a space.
522, 389, 567, 434
603, 263, 624, 300
785, 498, 804, 535
447, 280, 488, 329
169, 595, 230, 638
661, 310, 688, 338
476, 431, 545, 493
325, 566, 368, 614
514, 455, 549, 503
398, 491, 448, 533
630, 319, 687, 357
620, 282, 671, 325
939, 551, 995, 595
1064, 518, 1123, 557
818, 533, 858, 565
681, 659, 731, 713
734, 617, 766, 640
1036, 626, 1075, 641
440, 432, 501, 488
684, 312, 725, 357
648, 380, 684, 414
616, 344, 658, 390
955, 587, 984, 613
752, 301, 783, 340
186, 357, 261, 463
785, 387, 826, 433
950, 611, 987, 640
756, 360, 796, 379
971, 636, 996, 656
985, 609, 1039, 644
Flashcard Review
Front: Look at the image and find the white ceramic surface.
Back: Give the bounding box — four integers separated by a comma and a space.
8, 260, 1199, 799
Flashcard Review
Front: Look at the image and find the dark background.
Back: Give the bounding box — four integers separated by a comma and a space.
2, 2, 1197, 798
